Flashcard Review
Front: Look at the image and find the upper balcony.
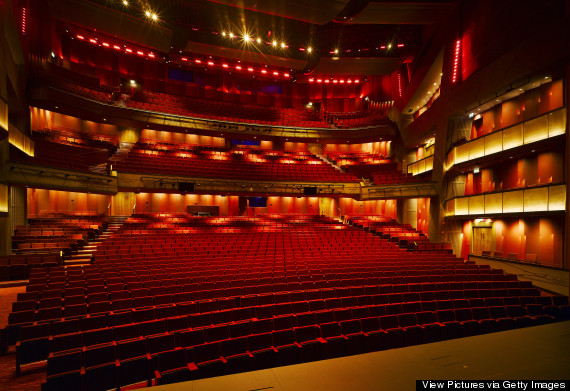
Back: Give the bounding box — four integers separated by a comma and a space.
445, 107, 566, 171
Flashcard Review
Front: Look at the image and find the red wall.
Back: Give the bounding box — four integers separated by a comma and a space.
463, 217, 564, 267
27, 189, 109, 216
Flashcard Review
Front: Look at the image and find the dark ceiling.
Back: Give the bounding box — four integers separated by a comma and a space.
80, 0, 457, 74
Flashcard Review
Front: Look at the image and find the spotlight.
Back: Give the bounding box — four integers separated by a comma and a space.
222, 32, 226, 37
281, 42, 286, 48
272, 40, 277, 46
122, 0, 128, 5
387, 43, 392, 49
307, 47, 312, 53
334, 49, 339, 54
256, 38, 261, 43
229, 32, 234, 38
151, 13, 157, 21
145, 10, 151, 17
243, 34, 250, 42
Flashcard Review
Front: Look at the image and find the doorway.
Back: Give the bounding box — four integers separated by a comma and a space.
472, 227, 493, 255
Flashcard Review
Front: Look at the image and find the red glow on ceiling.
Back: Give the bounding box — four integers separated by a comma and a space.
77, 35, 84, 40
207, 61, 214, 66
102, 42, 110, 47
222, 63, 229, 68
181, 57, 188, 61
248, 67, 254, 72
195, 59, 201, 63
113, 45, 121, 50
125, 48, 132, 53
261, 69, 267, 74
89, 38, 97, 44
236, 65, 242, 70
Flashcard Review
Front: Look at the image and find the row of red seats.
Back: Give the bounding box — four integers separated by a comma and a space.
33, 126, 117, 152
4, 214, 567, 391
14, 279, 557, 367
0, 254, 62, 281
115, 142, 358, 182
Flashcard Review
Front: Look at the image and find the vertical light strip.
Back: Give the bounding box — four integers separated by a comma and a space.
452, 39, 461, 83
21, 7, 27, 36
397, 73, 402, 97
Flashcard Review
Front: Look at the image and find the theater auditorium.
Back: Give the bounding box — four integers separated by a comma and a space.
0, 0, 569, 390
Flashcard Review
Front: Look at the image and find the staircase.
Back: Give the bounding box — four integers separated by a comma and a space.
65, 215, 129, 266
88, 162, 108, 175
316, 154, 346, 173
109, 141, 134, 165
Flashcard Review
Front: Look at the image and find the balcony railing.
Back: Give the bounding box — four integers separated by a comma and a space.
445, 184, 566, 217
446, 107, 566, 170
407, 155, 434, 176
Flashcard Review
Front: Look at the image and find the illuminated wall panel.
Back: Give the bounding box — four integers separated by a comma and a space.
445, 199, 455, 216
548, 109, 566, 137
0, 184, 8, 213
408, 155, 434, 176
468, 137, 485, 160
484, 193, 502, 214
484, 131, 503, 156
523, 187, 548, 212
455, 143, 469, 164
523, 115, 548, 144
455, 197, 469, 216
446, 149, 455, 169
501, 123, 523, 150
0, 99, 7, 131
548, 185, 566, 211
468, 195, 485, 215
501, 190, 524, 213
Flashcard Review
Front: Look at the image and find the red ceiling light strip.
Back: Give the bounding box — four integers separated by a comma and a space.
71, 29, 159, 60
452, 39, 461, 83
